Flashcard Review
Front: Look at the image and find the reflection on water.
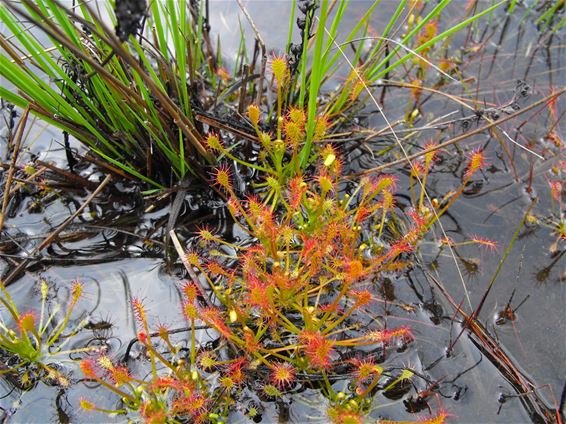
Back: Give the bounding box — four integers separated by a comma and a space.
0, 1, 564, 423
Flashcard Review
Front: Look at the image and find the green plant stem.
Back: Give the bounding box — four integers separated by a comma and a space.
473, 199, 537, 319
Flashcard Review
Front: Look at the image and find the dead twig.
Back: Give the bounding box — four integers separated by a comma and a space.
6, 166, 48, 198
425, 268, 558, 423
35, 160, 100, 190
0, 108, 29, 231
347, 87, 565, 178
2, 174, 112, 287
169, 229, 213, 308
195, 113, 258, 142
236, 0, 266, 105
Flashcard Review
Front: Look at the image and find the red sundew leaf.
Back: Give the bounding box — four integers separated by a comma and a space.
110, 365, 131, 386
272, 268, 296, 291
464, 148, 488, 178
245, 276, 274, 311
284, 120, 303, 147
299, 331, 335, 370
196, 225, 215, 241
423, 141, 439, 166
227, 197, 241, 217
79, 398, 96, 411
412, 409, 451, 424
314, 115, 330, 141
183, 301, 199, 320
387, 241, 414, 259
18, 311, 37, 333
382, 189, 395, 209
205, 132, 223, 151
131, 297, 147, 324
243, 329, 260, 354
70, 280, 83, 305
439, 236, 454, 246
247, 104, 260, 126
157, 323, 171, 340
200, 307, 233, 339
383, 260, 412, 273
153, 376, 187, 391
79, 359, 98, 379
269, 54, 288, 86
345, 259, 365, 281
350, 289, 373, 307
374, 175, 397, 193
287, 106, 306, 126
418, 20, 438, 46
244, 193, 262, 213
316, 172, 334, 193
270, 362, 296, 388
408, 208, 426, 229
197, 350, 218, 372
181, 281, 200, 302
288, 176, 307, 209
329, 409, 364, 424
257, 205, 276, 227
206, 260, 229, 277
211, 164, 233, 191
185, 250, 201, 267
216, 67, 231, 82
367, 327, 414, 344
172, 394, 209, 418
470, 235, 498, 251
241, 251, 259, 275
226, 357, 247, 384
548, 180, 562, 202
349, 357, 382, 394
355, 206, 371, 223
319, 303, 339, 313
300, 235, 319, 259
141, 403, 167, 422
411, 160, 426, 177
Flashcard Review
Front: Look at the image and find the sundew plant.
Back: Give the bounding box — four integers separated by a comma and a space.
0, 0, 564, 423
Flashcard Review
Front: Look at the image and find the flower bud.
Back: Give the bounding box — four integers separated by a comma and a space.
247, 104, 260, 127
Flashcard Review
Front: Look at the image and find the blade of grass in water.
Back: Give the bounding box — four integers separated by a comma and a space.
286, 0, 297, 56
367, 0, 507, 82
366, 0, 455, 81
299, 0, 329, 168
474, 200, 538, 318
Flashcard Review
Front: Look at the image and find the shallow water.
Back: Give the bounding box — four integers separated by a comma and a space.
1, 1, 564, 423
